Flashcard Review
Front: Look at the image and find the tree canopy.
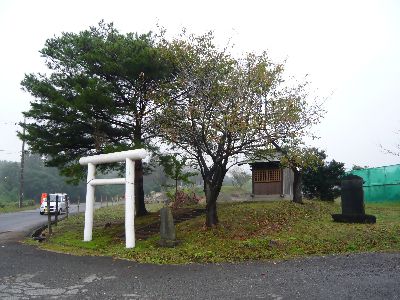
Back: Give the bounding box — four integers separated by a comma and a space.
230, 167, 251, 189
157, 32, 323, 226
302, 150, 346, 201
21, 21, 174, 215
21, 23, 323, 226
159, 154, 197, 201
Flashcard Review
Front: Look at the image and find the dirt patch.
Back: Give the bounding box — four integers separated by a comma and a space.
132, 208, 206, 240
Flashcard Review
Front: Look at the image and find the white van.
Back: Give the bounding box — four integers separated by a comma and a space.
39, 193, 68, 215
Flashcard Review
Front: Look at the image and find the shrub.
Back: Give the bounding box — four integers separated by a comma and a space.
170, 190, 201, 209
303, 159, 345, 201
26, 199, 35, 206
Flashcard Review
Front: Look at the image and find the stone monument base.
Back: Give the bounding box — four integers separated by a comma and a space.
332, 214, 376, 224
158, 239, 180, 247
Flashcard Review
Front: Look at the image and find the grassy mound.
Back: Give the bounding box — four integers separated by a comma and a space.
27, 201, 400, 264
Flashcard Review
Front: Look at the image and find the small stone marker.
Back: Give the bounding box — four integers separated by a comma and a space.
159, 206, 179, 247
332, 174, 376, 223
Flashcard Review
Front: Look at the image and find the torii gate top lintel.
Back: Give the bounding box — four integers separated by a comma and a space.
79, 149, 147, 165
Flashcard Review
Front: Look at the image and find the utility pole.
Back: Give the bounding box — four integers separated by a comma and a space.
47, 193, 52, 235
55, 195, 58, 225
19, 118, 26, 208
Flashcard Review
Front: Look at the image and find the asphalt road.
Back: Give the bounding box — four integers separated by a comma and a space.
0, 241, 399, 300
0, 203, 100, 242
0, 207, 399, 299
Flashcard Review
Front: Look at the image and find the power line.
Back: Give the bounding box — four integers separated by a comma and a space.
0, 149, 23, 153
0, 121, 19, 126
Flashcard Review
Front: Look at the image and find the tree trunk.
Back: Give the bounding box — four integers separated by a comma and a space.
206, 197, 218, 227
135, 159, 148, 216
292, 168, 303, 204
204, 175, 224, 227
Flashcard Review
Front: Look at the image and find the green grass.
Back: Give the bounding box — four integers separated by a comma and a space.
0, 201, 38, 214
27, 200, 400, 264
146, 202, 165, 212
218, 185, 251, 201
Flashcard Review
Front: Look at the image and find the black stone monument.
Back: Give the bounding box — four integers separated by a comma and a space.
332, 174, 376, 223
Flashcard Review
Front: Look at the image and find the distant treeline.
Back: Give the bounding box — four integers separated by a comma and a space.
0, 154, 204, 204
0, 154, 115, 203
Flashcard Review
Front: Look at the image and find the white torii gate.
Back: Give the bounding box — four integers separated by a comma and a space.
79, 149, 147, 248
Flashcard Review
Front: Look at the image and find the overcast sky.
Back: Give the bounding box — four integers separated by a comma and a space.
0, 0, 399, 169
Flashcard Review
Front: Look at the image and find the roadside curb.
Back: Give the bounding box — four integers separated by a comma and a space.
30, 223, 48, 239
29, 213, 74, 241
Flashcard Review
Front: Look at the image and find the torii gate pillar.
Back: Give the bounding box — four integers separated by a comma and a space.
79, 149, 147, 248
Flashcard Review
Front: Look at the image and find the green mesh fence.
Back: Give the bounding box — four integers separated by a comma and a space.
350, 164, 400, 202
